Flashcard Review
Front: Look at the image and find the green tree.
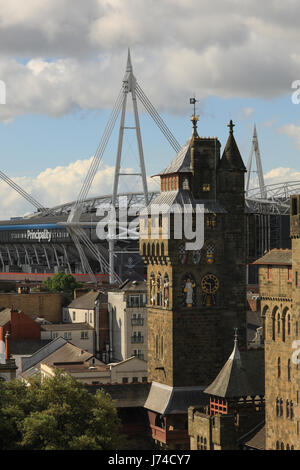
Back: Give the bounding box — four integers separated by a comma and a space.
42, 272, 82, 293
41, 272, 83, 305
0, 371, 125, 450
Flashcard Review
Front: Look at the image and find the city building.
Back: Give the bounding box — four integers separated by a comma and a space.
108, 279, 147, 362
0, 291, 62, 322
40, 353, 147, 386
188, 333, 264, 450
253, 194, 300, 450
40, 322, 95, 354
63, 289, 109, 359
140, 118, 248, 448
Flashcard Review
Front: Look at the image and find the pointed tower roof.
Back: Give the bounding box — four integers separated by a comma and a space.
204, 330, 256, 398
158, 138, 192, 175
156, 114, 201, 176
218, 120, 246, 172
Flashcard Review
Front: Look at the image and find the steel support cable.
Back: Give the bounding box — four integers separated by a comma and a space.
76, 89, 124, 204
135, 84, 181, 153
77, 89, 123, 204
136, 86, 181, 153
77, 227, 113, 276
68, 227, 96, 280
76, 97, 121, 207
74, 226, 122, 284
136, 89, 181, 154
0, 169, 49, 213
136, 86, 180, 151
71, 225, 109, 272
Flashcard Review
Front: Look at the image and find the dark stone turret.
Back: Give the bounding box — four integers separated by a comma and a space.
218, 120, 246, 172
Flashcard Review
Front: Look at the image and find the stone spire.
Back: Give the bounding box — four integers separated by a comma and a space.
218, 120, 246, 171
204, 329, 254, 399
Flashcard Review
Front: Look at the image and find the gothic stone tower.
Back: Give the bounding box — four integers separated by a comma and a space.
140, 118, 247, 448
256, 195, 300, 450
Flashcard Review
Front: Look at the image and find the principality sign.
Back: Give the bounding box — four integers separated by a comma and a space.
26, 229, 52, 242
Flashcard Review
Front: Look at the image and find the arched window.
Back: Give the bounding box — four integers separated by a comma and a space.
288, 359, 291, 382
278, 357, 281, 378
151, 243, 155, 257
157, 273, 162, 306
262, 305, 269, 341
272, 307, 278, 341
291, 401, 294, 420
156, 243, 160, 257
161, 336, 164, 359
276, 398, 279, 416
280, 399, 283, 417
281, 442, 284, 450
277, 313, 281, 336
276, 441, 279, 450
287, 444, 290, 451
287, 314, 291, 336
286, 400, 290, 419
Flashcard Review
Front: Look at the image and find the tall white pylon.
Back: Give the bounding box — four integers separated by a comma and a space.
245, 124, 267, 199
67, 49, 181, 285
109, 49, 149, 284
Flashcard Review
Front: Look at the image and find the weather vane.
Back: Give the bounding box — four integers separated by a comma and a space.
189, 96, 198, 117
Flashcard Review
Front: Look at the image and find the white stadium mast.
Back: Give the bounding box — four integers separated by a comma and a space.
245, 124, 267, 199
66, 49, 181, 284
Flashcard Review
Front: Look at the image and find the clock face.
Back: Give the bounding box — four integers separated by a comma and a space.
201, 274, 219, 294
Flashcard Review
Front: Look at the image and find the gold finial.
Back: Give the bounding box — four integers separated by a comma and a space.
190, 114, 199, 136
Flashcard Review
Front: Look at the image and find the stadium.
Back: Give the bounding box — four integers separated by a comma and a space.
0, 52, 295, 285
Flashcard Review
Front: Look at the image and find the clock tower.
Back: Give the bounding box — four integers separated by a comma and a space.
140, 117, 247, 448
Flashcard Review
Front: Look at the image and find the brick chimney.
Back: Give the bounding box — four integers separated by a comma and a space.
5, 332, 10, 360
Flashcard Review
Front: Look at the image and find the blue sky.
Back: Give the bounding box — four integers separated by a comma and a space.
0, 91, 298, 178
0, 0, 299, 218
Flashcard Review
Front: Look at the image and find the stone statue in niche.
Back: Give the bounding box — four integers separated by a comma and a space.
150, 274, 156, 305
182, 274, 196, 307
164, 274, 169, 307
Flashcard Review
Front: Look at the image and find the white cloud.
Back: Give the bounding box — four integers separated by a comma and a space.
238, 107, 254, 120
0, 0, 299, 120
0, 157, 159, 220
277, 123, 300, 149
264, 167, 300, 185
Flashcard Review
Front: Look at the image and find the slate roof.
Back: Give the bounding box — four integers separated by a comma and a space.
218, 131, 246, 172
41, 322, 94, 331
21, 336, 67, 372
157, 139, 192, 176
244, 424, 265, 450
144, 382, 208, 415
253, 249, 292, 266
67, 290, 101, 310
204, 340, 264, 399
87, 382, 151, 408
41, 342, 93, 366
11, 339, 52, 355
147, 190, 227, 214
0, 308, 11, 327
